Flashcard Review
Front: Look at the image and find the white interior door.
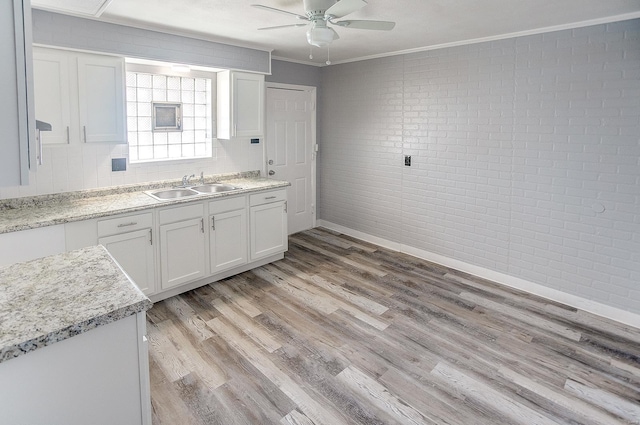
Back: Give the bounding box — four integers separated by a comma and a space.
266, 85, 316, 235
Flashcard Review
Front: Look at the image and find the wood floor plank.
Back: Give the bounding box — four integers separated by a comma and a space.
430, 362, 559, 425
564, 378, 640, 423
208, 316, 351, 425
148, 227, 640, 425
337, 365, 437, 425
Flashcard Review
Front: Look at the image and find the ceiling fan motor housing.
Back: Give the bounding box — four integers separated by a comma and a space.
303, 0, 337, 19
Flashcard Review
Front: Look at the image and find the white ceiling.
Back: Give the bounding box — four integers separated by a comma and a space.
32, 0, 640, 66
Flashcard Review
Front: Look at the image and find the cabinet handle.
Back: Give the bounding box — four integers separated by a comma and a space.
37, 129, 43, 166
66, 126, 70, 143
200, 218, 205, 233
149, 229, 153, 245
211, 216, 215, 231
83, 126, 87, 143
117, 222, 137, 228
265, 196, 276, 200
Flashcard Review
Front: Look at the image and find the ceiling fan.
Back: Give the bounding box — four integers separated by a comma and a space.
252, 0, 395, 48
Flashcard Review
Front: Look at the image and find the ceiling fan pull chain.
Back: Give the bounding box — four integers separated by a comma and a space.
326, 46, 331, 65
309, 46, 313, 60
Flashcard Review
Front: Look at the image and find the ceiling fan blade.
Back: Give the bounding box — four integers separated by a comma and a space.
324, 0, 367, 19
251, 4, 308, 20
333, 20, 395, 30
258, 23, 308, 30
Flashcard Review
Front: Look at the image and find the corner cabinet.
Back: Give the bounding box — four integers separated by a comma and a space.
97, 213, 156, 296
1, 0, 33, 186
217, 71, 264, 139
249, 190, 288, 261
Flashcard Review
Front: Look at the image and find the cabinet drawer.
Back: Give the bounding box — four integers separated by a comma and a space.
209, 196, 246, 215
159, 202, 204, 225
249, 189, 287, 207
97, 212, 153, 237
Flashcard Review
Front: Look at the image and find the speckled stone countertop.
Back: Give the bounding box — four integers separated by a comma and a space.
0, 171, 290, 234
0, 245, 152, 363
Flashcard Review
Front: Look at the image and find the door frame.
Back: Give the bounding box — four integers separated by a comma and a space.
264, 82, 317, 231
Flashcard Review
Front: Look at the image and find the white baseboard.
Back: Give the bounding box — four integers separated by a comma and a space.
317, 220, 640, 329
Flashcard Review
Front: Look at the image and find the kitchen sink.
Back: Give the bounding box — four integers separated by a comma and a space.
147, 188, 200, 201
191, 183, 241, 193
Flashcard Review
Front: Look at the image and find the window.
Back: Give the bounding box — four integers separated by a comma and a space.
126, 71, 212, 162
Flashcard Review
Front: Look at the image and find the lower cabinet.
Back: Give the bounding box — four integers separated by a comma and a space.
249, 190, 288, 261
99, 229, 155, 296
97, 212, 156, 296
159, 203, 207, 290
209, 197, 247, 274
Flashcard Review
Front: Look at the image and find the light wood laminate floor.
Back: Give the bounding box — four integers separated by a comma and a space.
148, 228, 640, 425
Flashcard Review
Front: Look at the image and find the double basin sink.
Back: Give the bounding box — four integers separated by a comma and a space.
147, 183, 241, 201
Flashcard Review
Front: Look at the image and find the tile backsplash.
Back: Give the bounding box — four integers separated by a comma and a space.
0, 139, 264, 199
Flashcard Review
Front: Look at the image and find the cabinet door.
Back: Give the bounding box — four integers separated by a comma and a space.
234, 72, 264, 137
0, 0, 33, 186
210, 209, 247, 274
33, 49, 71, 145
250, 201, 288, 261
99, 229, 156, 296
77, 55, 126, 143
159, 218, 206, 289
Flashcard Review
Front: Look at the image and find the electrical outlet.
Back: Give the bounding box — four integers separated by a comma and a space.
111, 158, 126, 172
404, 155, 411, 166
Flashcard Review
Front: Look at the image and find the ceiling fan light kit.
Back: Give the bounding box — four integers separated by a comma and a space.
253, 0, 395, 56
306, 22, 336, 47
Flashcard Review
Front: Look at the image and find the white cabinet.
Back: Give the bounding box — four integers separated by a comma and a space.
159, 203, 207, 289
0, 225, 66, 268
77, 54, 126, 143
209, 196, 247, 274
33, 49, 71, 145
32, 47, 126, 145
0, 313, 151, 425
98, 212, 156, 296
1, 0, 33, 186
217, 71, 264, 139
249, 190, 288, 261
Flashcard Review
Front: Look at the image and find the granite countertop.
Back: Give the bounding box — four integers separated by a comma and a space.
0, 171, 290, 234
0, 245, 152, 363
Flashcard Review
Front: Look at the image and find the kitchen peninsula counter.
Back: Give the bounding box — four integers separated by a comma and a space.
0, 245, 152, 363
0, 171, 289, 234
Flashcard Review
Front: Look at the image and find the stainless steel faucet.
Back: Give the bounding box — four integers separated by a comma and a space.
181, 174, 195, 187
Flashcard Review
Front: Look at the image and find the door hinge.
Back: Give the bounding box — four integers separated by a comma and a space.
211, 216, 215, 231
284, 201, 287, 213
149, 229, 153, 245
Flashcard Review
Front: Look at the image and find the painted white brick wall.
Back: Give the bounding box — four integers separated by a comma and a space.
318, 19, 640, 314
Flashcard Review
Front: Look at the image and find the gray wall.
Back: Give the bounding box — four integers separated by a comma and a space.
266, 60, 322, 88
318, 19, 640, 314
32, 10, 270, 73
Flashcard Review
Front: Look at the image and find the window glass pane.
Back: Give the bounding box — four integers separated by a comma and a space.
127, 71, 213, 162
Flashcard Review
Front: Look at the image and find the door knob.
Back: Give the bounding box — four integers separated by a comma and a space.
268, 170, 275, 176
268, 159, 274, 165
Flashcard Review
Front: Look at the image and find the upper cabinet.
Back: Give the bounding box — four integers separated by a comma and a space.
1, 0, 34, 186
77, 55, 126, 143
32, 47, 126, 146
33, 49, 72, 145
217, 71, 264, 139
